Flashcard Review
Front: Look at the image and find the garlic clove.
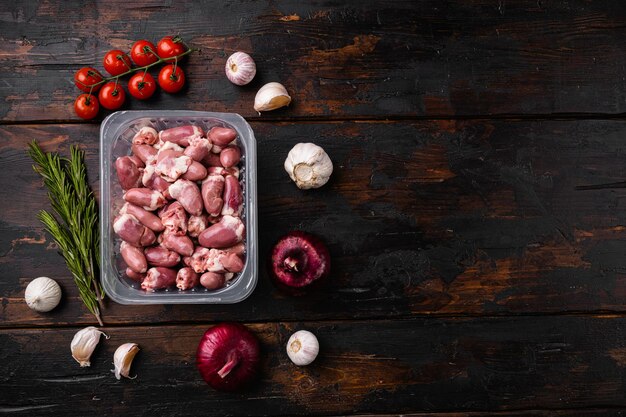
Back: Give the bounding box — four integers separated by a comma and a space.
284, 143, 333, 189
254, 82, 291, 113
24, 276, 62, 312
225, 52, 256, 86
71, 326, 109, 367
286, 330, 319, 366
112, 343, 140, 380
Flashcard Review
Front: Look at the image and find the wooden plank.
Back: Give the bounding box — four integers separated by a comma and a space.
2, 316, 626, 415
338, 412, 626, 417
2, 0, 626, 121
2, 119, 626, 326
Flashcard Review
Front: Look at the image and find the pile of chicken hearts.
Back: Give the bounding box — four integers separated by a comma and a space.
113, 124, 245, 292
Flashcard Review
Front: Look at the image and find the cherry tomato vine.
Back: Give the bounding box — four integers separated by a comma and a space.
72, 36, 196, 119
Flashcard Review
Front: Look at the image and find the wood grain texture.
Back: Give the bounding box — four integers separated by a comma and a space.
2, 120, 626, 326
339, 412, 626, 417
2, 0, 626, 122
3, 316, 626, 415
2, 1, 626, 415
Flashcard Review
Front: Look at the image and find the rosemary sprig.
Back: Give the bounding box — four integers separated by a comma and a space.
27, 141, 104, 326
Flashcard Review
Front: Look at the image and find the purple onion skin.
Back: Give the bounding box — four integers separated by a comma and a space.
196, 322, 260, 392
269, 231, 331, 295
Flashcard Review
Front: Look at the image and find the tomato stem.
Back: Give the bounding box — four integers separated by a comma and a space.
171, 57, 179, 81
173, 34, 191, 51
117, 54, 132, 71
145, 45, 158, 57
75, 48, 196, 89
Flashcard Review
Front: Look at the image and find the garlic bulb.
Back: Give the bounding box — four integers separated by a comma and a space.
286, 330, 319, 366
254, 82, 291, 113
112, 343, 140, 380
225, 52, 256, 86
24, 277, 62, 312
71, 326, 109, 367
284, 143, 333, 189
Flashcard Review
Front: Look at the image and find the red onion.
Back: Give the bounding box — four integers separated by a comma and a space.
269, 231, 330, 294
196, 322, 260, 391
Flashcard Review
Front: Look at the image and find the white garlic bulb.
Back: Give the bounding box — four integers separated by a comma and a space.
112, 343, 140, 380
225, 52, 256, 86
71, 326, 109, 367
24, 277, 62, 312
254, 82, 291, 113
286, 330, 319, 366
284, 143, 333, 189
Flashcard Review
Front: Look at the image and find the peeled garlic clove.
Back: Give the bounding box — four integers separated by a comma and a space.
71, 326, 109, 367
286, 330, 319, 366
254, 82, 291, 113
24, 276, 62, 312
112, 343, 140, 380
225, 51, 256, 86
284, 143, 333, 189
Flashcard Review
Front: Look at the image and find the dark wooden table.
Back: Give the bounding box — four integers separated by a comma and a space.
3, 1, 626, 415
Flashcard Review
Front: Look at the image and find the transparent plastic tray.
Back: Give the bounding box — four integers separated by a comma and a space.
100, 110, 257, 304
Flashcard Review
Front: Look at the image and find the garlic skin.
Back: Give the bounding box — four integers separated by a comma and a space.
225, 52, 256, 86
254, 82, 291, 113
71, 326, 109, 367
284, 143, 333, 189
286, 330, 319, 366
24, 277, 62, 312
112, 343, 140, 380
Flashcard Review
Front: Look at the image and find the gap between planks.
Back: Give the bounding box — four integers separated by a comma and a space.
330, 407, 626, 417
2, 311, 626, 332
3, 112, 626, 126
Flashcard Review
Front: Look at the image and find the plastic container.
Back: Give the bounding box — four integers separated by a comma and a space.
100, 110, 257, 304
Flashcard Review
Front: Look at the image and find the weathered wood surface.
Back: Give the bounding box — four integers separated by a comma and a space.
3, 1, 626, 415
2, 0, 626, 122
3, 316, 626, 415
340, 413, 626, 417
2, 120, 626, 326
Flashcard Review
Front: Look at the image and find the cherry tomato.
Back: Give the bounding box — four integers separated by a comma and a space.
158, 65, 185, 93
73, 67, 103, 92
98, 82, 126, 110
130, 40, 159, 66
74, 94, 99, 119
103, 49, 132, 76
157, 36, 186, 59
128, 72, 157, 100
